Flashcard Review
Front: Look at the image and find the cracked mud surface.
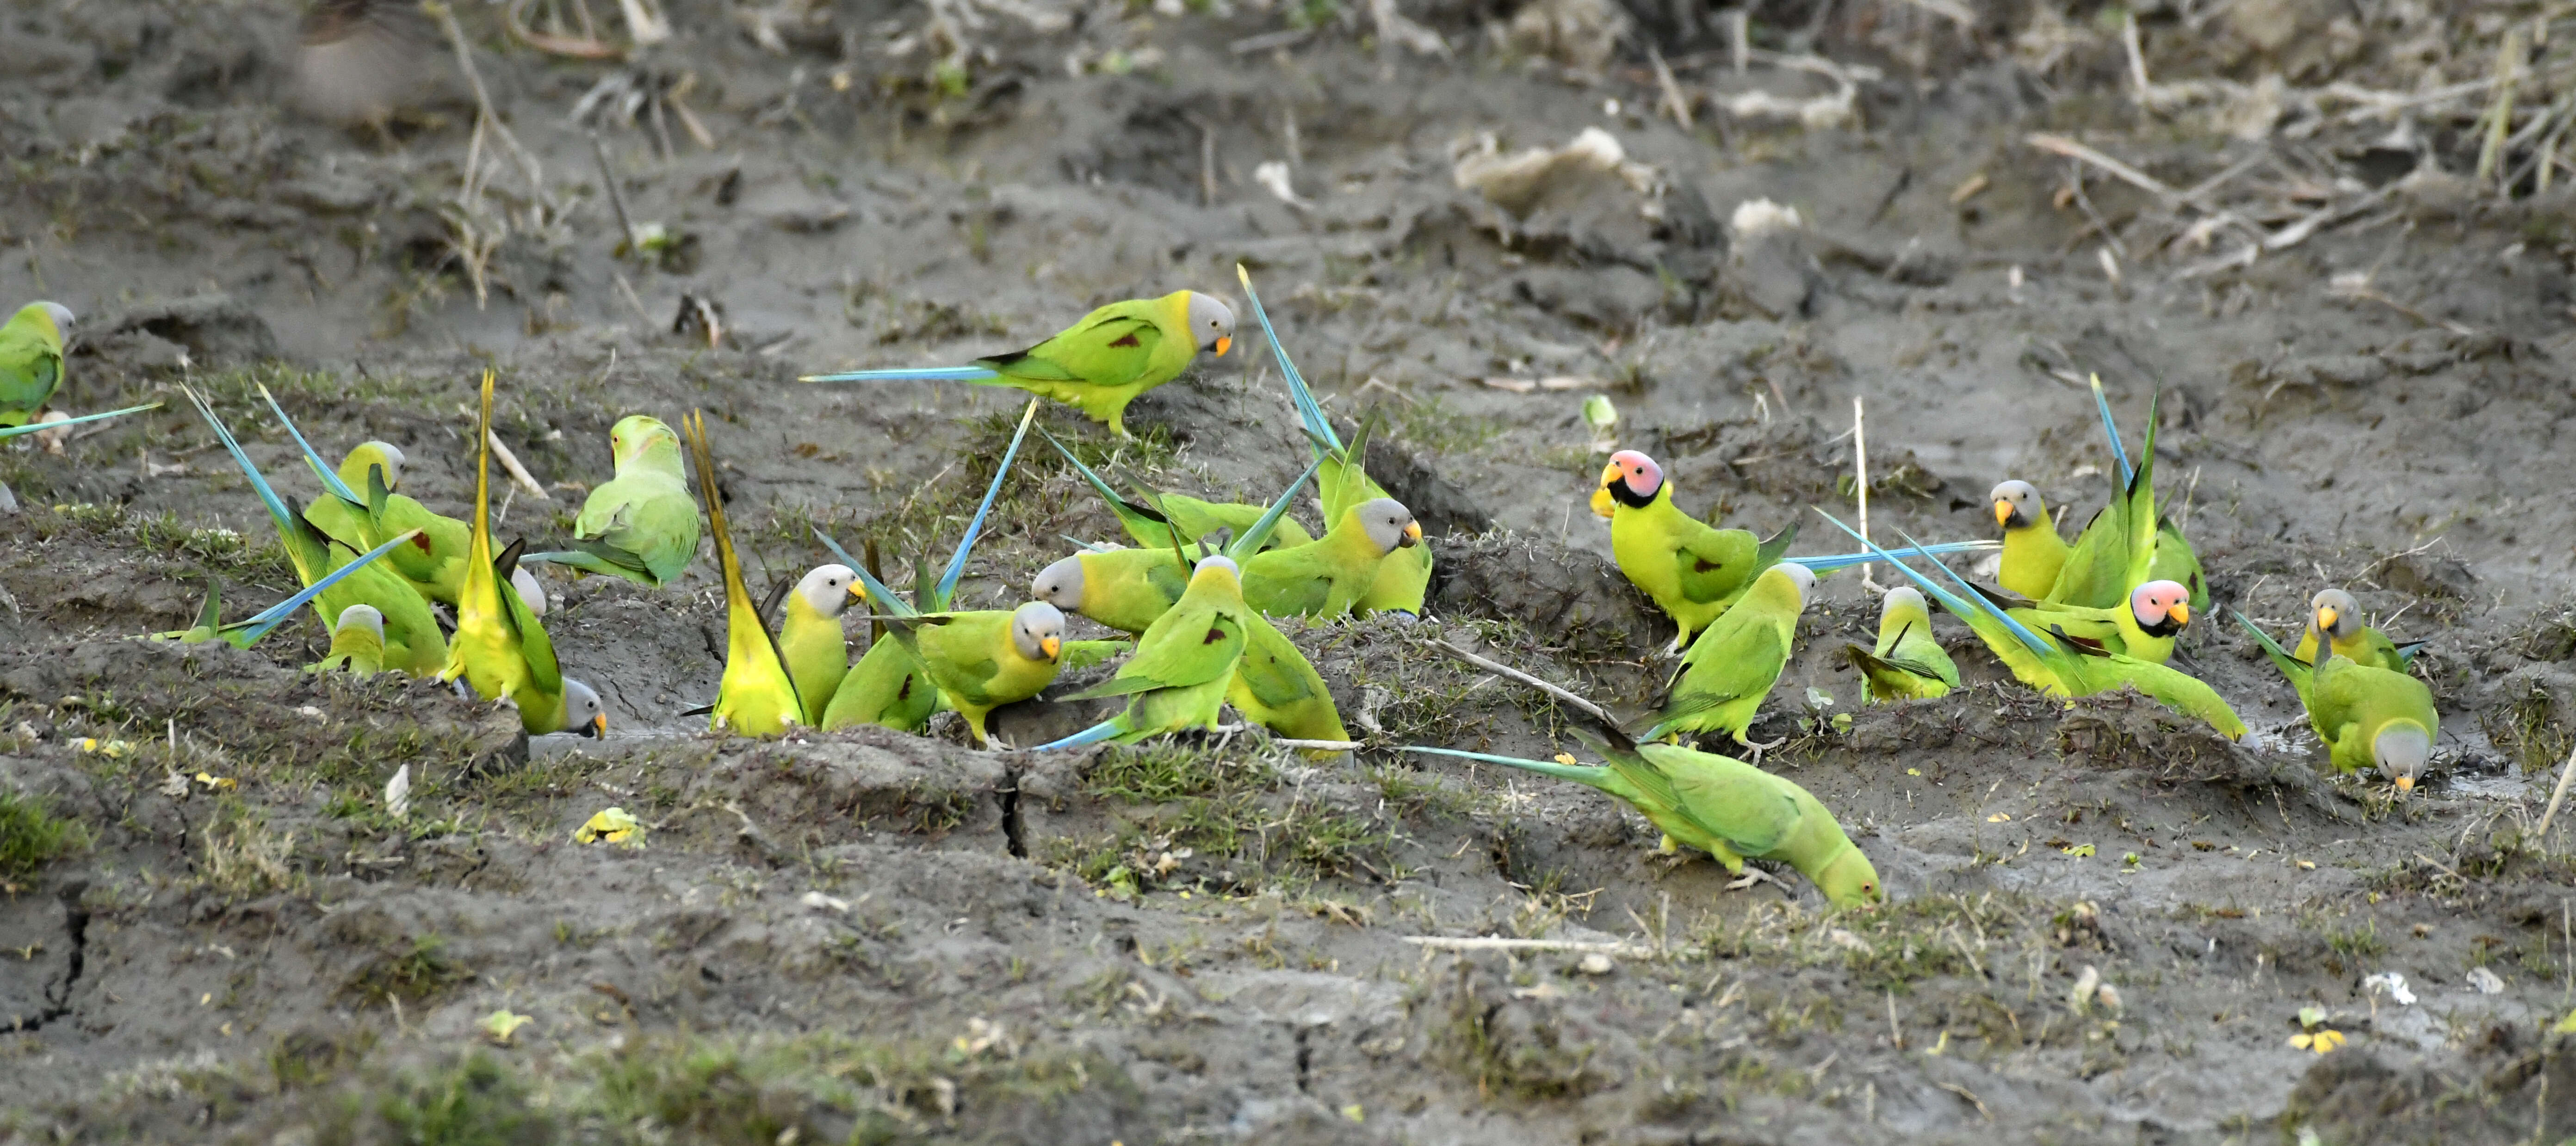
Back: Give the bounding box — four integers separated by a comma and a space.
7, 0, 2576, 1142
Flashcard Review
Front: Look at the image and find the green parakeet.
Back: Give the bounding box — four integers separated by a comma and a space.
1037, 555, 1251, 749
314, 604, 388, 675
1823, 513, 2247, 740
438, 371, 606, 738
684, 410, 804, 737
1239, 497, 1422, 619
802, 290, 1235, 437
1408, 723, 1882, 909
1847, 586, 1957, 702
1229, 613, 1350, 755
524, 414, 700, 587
1990, 481, 2069, 601
0, 302, 73, 429
1643, 562, 1813, 746
2291, 588, 2422, 673
182, 385, 450, 678
1240, 265, 1432, 617
254, 386, 479, 606
1036, 425, 1314, 553
776, 564, 864, 725
2238, 608, 2436, 790
1591, 449, 1797, 653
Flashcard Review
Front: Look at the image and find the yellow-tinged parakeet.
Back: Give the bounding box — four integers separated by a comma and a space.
1826, 513, 2246, 740
1846, 586, 1957, 703
183, 385, 450, 678
1408, 722, 1881, 908
777, 564, 864, 725
1239, 497, 1421, 620
2291, 588, 2423, 673
888, 602, 1068, 745
1990, 480, 2070, 602
1036, 555, 1252, 750
525, 414, 701, 587
439, 371, 607, 738
1643, 562, 1813, 749
2235, 607, 2436, 789
1240, 265, 1432, 617
802, 290, 1234, 437
314, 604, 388, 675
682, 410, 804, 737
0, 302, 74, 429
1591, 450, 1798, 653
820, 636, 941, 733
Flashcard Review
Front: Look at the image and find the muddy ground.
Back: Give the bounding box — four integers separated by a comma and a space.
7, 0, 2576, 1141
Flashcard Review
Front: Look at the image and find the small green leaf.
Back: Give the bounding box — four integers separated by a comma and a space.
2063, 843, 2096, 858
1581, 395, 1618, 431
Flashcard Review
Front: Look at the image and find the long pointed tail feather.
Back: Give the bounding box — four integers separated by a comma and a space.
1033, 720, 1125, 752
0, 401, 160, 441
1404, 745, 1609, 784
1811, 509, 2056, 658
800, 366, 999, 382
1787, 540, 1997, 572
1225, 454, 1327, 562
256, 384, 365, 505
1236, 264, 1340, 456
229, 529, 420, 644
935, 398, 1041, 607
181, 385, 298, 534
2089, 374, 2133, 486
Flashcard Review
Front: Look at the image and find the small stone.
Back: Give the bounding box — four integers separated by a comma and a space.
1577, 952, 1616, 975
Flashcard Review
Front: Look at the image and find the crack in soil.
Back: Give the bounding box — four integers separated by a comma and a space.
5, 881, 89, 1035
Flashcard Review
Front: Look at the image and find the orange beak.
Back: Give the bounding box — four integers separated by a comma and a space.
1213, 335, 1232, 357
1040, 635, 1061, 661
2392, 775, 2415, 792
1401, 521, 1423, 547
2316, 606, 2338, 633
2168, 603, 2189, 628
588, 713, 608, 738
1994, 500, 2014, 528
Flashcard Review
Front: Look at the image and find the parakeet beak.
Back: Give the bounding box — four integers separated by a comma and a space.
1993, 500, 2014, 528
1214, 335, 1232, 357
1590, 483, 1617, 519
2393, 775, 2415, 792
2167, 603, 2189, 628
1400, 521, 1422, 547
1040, 635, 1062, 661
848, 585, 869, 606
584, 713, 607, 739
2316, 606, 2339, 633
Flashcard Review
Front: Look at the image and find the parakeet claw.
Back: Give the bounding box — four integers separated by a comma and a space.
1741, 734, 1786, 766
1725, 867, 1784, 893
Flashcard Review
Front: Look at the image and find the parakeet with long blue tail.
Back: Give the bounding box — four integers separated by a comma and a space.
1847, 586, 1957, 703
802, 291, 1234, 437
1409, 721, 1881, 908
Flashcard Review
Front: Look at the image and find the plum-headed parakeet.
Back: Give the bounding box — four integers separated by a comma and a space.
0, 302, 74, 429
1036, 555, 1251, 749
524, 414, 701, 587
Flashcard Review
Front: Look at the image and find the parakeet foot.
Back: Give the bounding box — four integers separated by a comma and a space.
1724, 867, 1785, 893
1740, 734, 1786, 767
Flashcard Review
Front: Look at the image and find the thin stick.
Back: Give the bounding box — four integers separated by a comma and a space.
2121, 12, 2150, 102
1649, 46, 1695, 130
1726, 8, 1749, 74
591, 133, 638, 255
458, 404, 553, 500
1423, 639, 1619, 727
2023, 133, 2185, 207
2534, 740, 2576, 852
1275, 738, 1363, 752
613, 271, 655, 327
1852, 395, 1875, 592
428, 3, 551, 209
1400, 936, 1656, 956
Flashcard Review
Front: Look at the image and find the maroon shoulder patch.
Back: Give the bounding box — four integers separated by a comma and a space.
1204, 627, 1226, 644
1108, 333, 1142, 348
1692, 558, 1721, 573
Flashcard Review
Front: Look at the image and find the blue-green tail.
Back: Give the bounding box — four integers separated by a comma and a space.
255, 384, 365, 507
801, 366, 998, 382
1034, 720, 1125, 751
1404, 745, 1612, 785
1237, 265, 1342, 458
0, 401, 159, 441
